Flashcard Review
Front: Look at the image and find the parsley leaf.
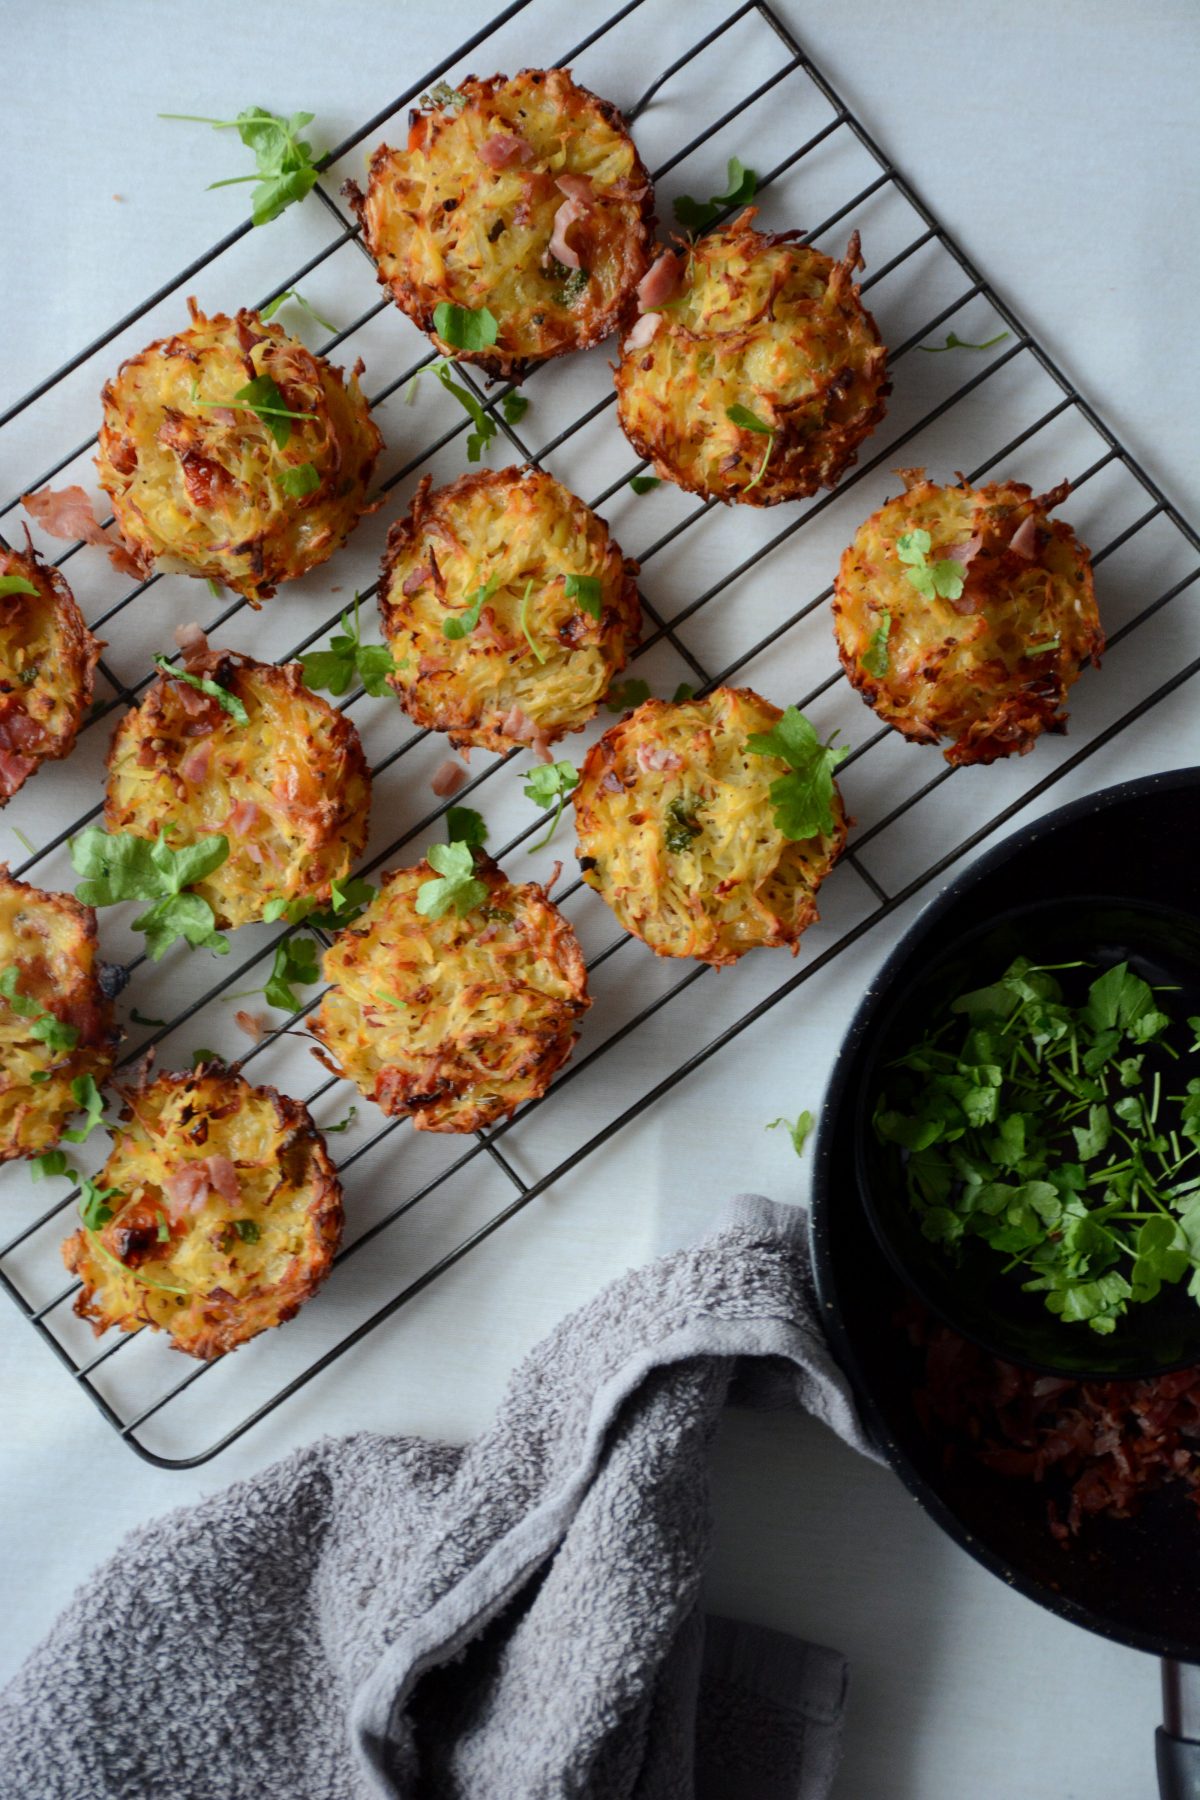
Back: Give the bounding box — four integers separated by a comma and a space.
301, 594, 400, 697
431, 360, 496, 460
263, 936, 321, 1011
446, 806, 488, 848
62, 1075, 106, 1145
70, 827, 230, 961
674, 156, 758, 233
259, 288, 336, 333
896, 530, 966, 602
605, 677, 651, 714
767, 1110, 815, 1158
917, 329, 1011, 354
443, 572, 501, 642
861, 610, 891, 679
415, 841, 489, 920
524, 761, 579, 849
153, 655, 249, 725
563, 574, 603, 621
745, 707, 847, 841
433, 303, 499, 353
161, 106, 321, 226
501, 392, 529, 425
278, 462, 321, 498
0, 575, 39, 598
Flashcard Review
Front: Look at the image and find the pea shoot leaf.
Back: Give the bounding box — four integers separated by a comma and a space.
232, 374, 313, 448
153, 655, 249, 724
517, 578, 544, 664
70, 826, 230, 960
433, 303, 499, 352
161, 106, 321, 227
432, 360, 496, 460
917, 329, 1011, 354
323, 1105, 358, 1134
605, 678, 651, 714
767, 1110, 814, 1158
278, 462, 321, 498
265, 873, 377, 931
79, 1177, 122, 1230
62, 1075, 106, 1145
896, 530, 965, 602
502, 392, 529, 424
415, 841, 489, 921
446, 807, 487, 848
301, 594, 401, 697
32, 1150, 71, 1181
745, 706, 847, 841
629, 475, 661, 495
674, 156, 758, 233
0, 966, 80, 1054
443, 572, 501, 642
0, 575, 39, 598
725, 403, 774, 434
263, 935, 321, 1011
672, 683, 695, 703
259, 288, 337, 333
861, 610, 891, 679
563, 574, 603, 621
524, 761, 579, 849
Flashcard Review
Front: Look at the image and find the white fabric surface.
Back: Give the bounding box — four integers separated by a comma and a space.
1, 4, 1197, 1797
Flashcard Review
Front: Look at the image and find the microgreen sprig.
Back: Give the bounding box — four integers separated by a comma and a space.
674, 156, 758, 233
415, 841, 489, 921
725, 404, 776, 489
896, 529, 965, 603
745, 707, 847, 842
70, 828, 230, 961
160, 106, 321, 226
524, 761, 579, 850
301, 593, 401, 697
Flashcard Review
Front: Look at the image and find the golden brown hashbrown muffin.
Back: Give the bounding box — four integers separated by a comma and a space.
379, 466, 640, 753
95, 299, 383, 605
0, 542, 102, 803
832, 472, 1103, 766
105, 649, 370, 929
0, 869, 116, 1162
573, 687, 847, 966
347, 68, 654, 379
62, 1067, 343, 1360
615, 210, 888, 506
309, 854, 589, 1131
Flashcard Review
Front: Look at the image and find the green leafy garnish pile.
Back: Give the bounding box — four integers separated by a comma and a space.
896, 529, 965, 602
674, 157, 758, 233
416, 841, 488, 921
524, 762, 579, 849
874, 956, 1200, 1335
300, 594, 401, 696
71, 828, 230, 960
745, 707, 847, 841
161, 106, 321, 226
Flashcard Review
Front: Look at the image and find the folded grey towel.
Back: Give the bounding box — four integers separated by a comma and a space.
0, 1193, 878, 1800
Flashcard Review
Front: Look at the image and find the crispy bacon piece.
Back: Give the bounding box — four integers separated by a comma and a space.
1009, 515, 1040, 560
635, 742, 684, 773
205, 1154, 240, 1200
478, 131, 535, 169
21, 484, 143, 579
636, 251, 684, 313
174, 620, 210, 661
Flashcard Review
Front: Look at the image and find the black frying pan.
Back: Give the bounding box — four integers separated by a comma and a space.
809, 767, 1200, 1794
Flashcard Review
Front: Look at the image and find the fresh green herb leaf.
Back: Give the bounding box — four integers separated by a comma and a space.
431, 359, 496, 460
664, 794, 703, 854
415, 840, 489, 921
443, 572, 501, 641
70, 827, 230, 961
231, 374, 315, 448
725, 403, 774, 434
153, 655, 249, 725
524, 761, 579, 850
31, 1150, 70, 1181
62, 1075, 106, 1145
563, 574, 603, 621
259, 288, 337, 333
278, 462, 321, 498
161, 106, 321, 227
446, 806, 487, 848
861, 610, 891, 679
917, 329, 1011, 354
79, 1177, 122, 1230
433, 303, 499, 353
262, 936, 321, 1011
130, 1008, 167, 1028
673, 156, 758, 233
745, 707, 847, 841
767, 1109, 815, 1158
629, 475, 661, 495
896, 529, 966, 603
301, 593, 399, 697
419, 81, 467, 112
206, 578, 223, 598
323, 1106, 357, 1135
9, 826, 35, 857
605, 677, 651, 714
672, 683, 695, 704
232, 1218, 261, 1243
0, 965, 80, 1054
269, 873, 376, 932
0, 575, 39, 598
501, 392, 529, 425
1027, 637, 1060, 656
556, 267, 591, 307
517, 578, 544, 664
156, 1211, 171, 1244
191, 1048, 220, 1069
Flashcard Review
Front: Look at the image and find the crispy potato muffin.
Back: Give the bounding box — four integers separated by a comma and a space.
309, 854, 589, 1131
615, 210, 888, 506
0, 869, 116, 1162
832, 472, 1103, 766
95, 299, 383, 605
573, 687, 847, 966
63, 1067, 343, 1360
379, 467, 640, 753
347, 68, 654, 379
105, 649, 370, 929
0, 542, 102, 802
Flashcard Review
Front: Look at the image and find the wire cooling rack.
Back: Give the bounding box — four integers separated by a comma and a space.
1, 0, 1197, 1467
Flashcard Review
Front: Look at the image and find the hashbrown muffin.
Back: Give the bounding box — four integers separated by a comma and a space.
96, 299, 383, 605
62, 1066, 343, 1359
832, 472, 1103, 765
0, 869, 116, 1162
379, 466, 640, 753
615, 210, 888, 506
573, 686, 847, 966
309, 853, 589, 1130
0, 542, 102, 802
347, 68, 654, 379
105, 649, 370, 929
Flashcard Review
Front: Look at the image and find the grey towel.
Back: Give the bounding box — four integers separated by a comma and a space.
0, 1193, 879, 1800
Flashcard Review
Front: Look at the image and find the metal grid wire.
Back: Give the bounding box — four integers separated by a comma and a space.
1, 0, 1197, 1466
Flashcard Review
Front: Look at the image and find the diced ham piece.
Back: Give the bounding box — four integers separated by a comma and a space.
501, 704, 538, 743
623, 313, 660, 354
548, 197, 585, 270
943, 533, 983, 567
402, 563, 432, 596
174, 621, 210, 660
555, 173, 594, 203
636, 743, 684, 773
234, 1009, 265, 1042
600, 770, 625, 794
478, 132, 535, 169
0, 708, 42, 752
21, 484, 143, 579
0, 748, 35, 798
226, 799, 260, 835
205, 1154, 240, 1201
180, 743, 211, 785
637, 251, 683, 312
163, 1162, 211, 1221
175, 681, 213, 718
1009, 515, 1040, 560
431, 759, 467, 798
